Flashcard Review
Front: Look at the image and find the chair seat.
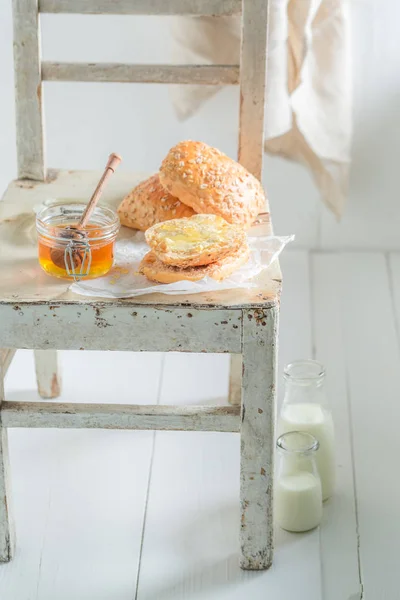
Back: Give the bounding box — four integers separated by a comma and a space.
0, 169, 281, 309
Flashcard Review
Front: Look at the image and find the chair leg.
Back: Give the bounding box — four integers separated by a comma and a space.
34, 350, 61, 399
228, 355, 242, 406
0, 363, 14, 562
240, 306, 278, 570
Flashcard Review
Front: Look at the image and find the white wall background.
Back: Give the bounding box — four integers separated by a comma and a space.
0, 0, 399, 249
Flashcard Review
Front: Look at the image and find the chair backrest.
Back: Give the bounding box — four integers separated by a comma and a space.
12, 0, 269, 182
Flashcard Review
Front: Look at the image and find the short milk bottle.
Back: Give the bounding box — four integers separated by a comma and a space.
278, 360, 335, 500
275, 432, 323, 532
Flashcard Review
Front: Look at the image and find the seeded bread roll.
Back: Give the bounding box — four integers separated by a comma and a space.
139, 240, 250, 283
159, 141, 265, 228
117, 174, 195, 231
145, 214, 246, 268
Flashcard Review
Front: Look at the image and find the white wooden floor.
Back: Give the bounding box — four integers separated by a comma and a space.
2, 250, 400, 599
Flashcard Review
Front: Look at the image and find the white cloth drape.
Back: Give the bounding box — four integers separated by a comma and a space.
170, 0, 352, 217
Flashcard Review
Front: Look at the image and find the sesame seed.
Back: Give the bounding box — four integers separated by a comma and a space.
200, 183, 207, 189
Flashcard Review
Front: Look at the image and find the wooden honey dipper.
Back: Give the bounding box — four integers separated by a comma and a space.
50, 153, 122, 272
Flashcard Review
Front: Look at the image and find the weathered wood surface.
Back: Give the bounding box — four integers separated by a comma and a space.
0, 170, 281, 307
276, 252, 323, 595
0, 255, 366, 596
39, 0, 242, 15
2, 401, 240, 432
240, 306, 278, 570
0, 361, 14, 562
0, 304, 242, 353
42, 63, 240, 85
332, 252, 400, 599
12, 0, 45, 180
228, 354, 241, 406
34, 350, 61, 399
312, 254, 362, 599
238, 0, 269, 180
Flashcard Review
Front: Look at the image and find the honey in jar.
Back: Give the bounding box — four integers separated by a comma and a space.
36, 202, 120, 280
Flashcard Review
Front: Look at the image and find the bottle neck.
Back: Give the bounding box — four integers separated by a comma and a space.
279, 452, 318, 476
276, 432, 320, 477
283, 378, 327, 406
283, 361, 327, 406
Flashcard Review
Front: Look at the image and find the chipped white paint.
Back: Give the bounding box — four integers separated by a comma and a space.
0, 170, 281, 307
0, 255, 369, 596
39, 0, 242, 15
228, 354, 242, 406
2, 401, 240, 432
2, 0, 280, 572
42, 63, 240, 85
34, 350, 61, 399
238, 0, 269, 180
12, 0, 45, 180
0, 305, 242, 353
240, 306, 278, 570
0, 361, 14, 563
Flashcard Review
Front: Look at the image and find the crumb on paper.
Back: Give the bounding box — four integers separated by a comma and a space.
109, 266, 131, 284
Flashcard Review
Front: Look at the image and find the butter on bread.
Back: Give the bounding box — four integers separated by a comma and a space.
159, 141, 265, 228
145, 214, 245, 268
139, 240, 250, 283
117, 174, 195, 231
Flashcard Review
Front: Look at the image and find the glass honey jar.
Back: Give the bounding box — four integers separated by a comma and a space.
36, 202, 120, 280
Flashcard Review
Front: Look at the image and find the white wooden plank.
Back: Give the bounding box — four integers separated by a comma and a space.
34, 349, 61, 399
276, 251, 322, 593
240, 307, 277, 570
238, 0, 269, 179
12, 0, 45, 180
388, 253, 400, 318
39, 0, 242, 16
42, 62, 240, 85
3, 401, 240, 432
0, 349, 163, 599
0, 361, 14, 562
312, 253, 362, 600
336, 252, 400, 599
137, 255, 323, 598
0, 305, 242, 353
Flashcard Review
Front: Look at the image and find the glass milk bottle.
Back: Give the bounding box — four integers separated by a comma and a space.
278, 360, 335, 500
275, 432, 323, 532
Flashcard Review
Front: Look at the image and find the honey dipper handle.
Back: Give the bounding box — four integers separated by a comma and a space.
78, 153, 122, 229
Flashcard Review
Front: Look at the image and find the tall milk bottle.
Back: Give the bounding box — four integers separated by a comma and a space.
278, 360, 335, 500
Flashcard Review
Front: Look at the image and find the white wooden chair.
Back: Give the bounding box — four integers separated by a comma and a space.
0, 0, 280, 570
